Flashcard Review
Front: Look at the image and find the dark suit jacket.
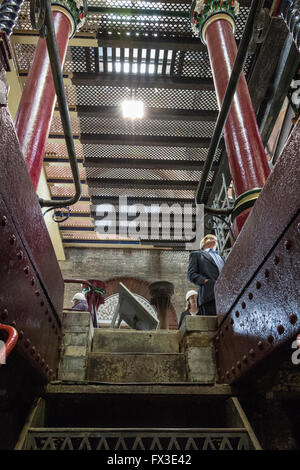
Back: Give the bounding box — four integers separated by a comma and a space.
187, 250, 224, 306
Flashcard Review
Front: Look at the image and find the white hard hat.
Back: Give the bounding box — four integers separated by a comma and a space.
185, 290, 198, 301
72, 293, 86, 302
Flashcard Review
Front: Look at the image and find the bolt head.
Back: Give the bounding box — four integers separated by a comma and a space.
277, 325, 285, 335
284, 240, 292, 250
9, 234, 16, 244
289, 314, 298, 325
1, 215, 7, 226
1, 309, 8, 320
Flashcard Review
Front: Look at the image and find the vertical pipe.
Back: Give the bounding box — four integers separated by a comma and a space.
14, 10, 72, 190
204, 17, 270, 234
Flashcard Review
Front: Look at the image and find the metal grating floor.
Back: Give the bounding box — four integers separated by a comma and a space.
12, 0, 257, 248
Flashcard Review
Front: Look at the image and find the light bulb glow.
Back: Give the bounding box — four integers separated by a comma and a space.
121, 100, 144, 119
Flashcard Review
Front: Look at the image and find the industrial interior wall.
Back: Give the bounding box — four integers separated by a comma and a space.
59, 248, 194, 320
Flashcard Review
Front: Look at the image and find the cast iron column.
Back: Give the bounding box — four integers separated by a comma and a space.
14, 0, 86, 190
191, 0, 270, 235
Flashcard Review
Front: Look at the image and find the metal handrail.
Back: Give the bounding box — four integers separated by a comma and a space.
195, 0, 264, 215
0, 324, 18, 366
36, 0, 82, 210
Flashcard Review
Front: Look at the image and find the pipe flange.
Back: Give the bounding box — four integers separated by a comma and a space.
231, 188, 262, 221
51, 0, 87, 38
191, 0, 239, 43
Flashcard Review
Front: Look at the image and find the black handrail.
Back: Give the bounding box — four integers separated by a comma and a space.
36, 0, 82, 210
196, 0, 264, 215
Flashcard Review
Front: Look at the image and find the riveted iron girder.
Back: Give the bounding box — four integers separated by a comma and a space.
213, 120, 300, 385
0, 66, 64, 380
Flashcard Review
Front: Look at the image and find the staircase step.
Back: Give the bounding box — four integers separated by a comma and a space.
92, 329, 179, 353
87, 352, 187, 383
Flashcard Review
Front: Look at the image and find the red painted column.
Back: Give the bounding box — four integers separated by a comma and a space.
204, 17, 271, 234
14, 11, 72, 190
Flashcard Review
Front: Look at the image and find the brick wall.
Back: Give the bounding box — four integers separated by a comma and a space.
59, 248, 196, 322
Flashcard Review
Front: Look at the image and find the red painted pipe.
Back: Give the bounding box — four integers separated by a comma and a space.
205, 18, 270, 231
14, 10, 71, 190
0, 324, 18, 366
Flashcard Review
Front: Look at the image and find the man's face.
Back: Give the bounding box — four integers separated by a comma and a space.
189, 294, 198, 308
203, 238, 217, 250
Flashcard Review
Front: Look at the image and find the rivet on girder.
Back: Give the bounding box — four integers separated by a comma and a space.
289, 314, 298, 325
17, 251, 23, 260
264, 269, 270, 278
256, 281, 261, 289
24, 338, 31, 348
258, 341, 263, 350
277, 325, 285, 335
249, 349, 255, 357
36, 353, 40, 363
9, 234, 16, 244
19, 330, 24, 340
248, 292, 253, 300
231, 366, 235, 374
31, 278, 35, 286
274, 256, 280, 265
235, 311, 239, 318
24, 266, 29, 275
241, 302, 246, 309
30, 346, 36, 356
237, 361, 241, 369
40, 359, 45, 367
268, 335, 274, 343
1, 309, 8, 320
215, 336, 220, 342
226, 371, 230, 378
35, 291, 40, 296
284, 240, 292, 250
1, 216, 7, 226
242, 355, 248, 362
230, 318, 234, 324
11, 321, 16, 327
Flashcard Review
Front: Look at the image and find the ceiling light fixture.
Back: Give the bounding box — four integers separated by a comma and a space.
121, 99, 144, 119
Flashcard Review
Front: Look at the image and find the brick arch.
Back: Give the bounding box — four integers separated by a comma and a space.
103, 276, 178, 330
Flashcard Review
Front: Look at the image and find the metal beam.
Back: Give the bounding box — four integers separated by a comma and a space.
77, 105, 218, 121
87, 177, 210, 190
72, 73, 214, 90
97, 36, 206, 52
91, 196, 195, 206
81, 134, 212, 147
84, 157, 218, 171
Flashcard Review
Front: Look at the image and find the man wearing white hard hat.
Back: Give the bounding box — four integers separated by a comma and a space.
71, 293, 89, 312
178, 290, 199, 328
186, 234, 225, 316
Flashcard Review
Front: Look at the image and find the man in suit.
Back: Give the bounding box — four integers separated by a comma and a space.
187, 234, 225, 316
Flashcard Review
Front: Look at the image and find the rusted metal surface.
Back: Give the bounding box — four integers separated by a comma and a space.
214, 119, 300, 384
0, 64, 64, 379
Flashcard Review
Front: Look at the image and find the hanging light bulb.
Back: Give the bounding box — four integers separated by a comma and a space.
121, 99, 144, 119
